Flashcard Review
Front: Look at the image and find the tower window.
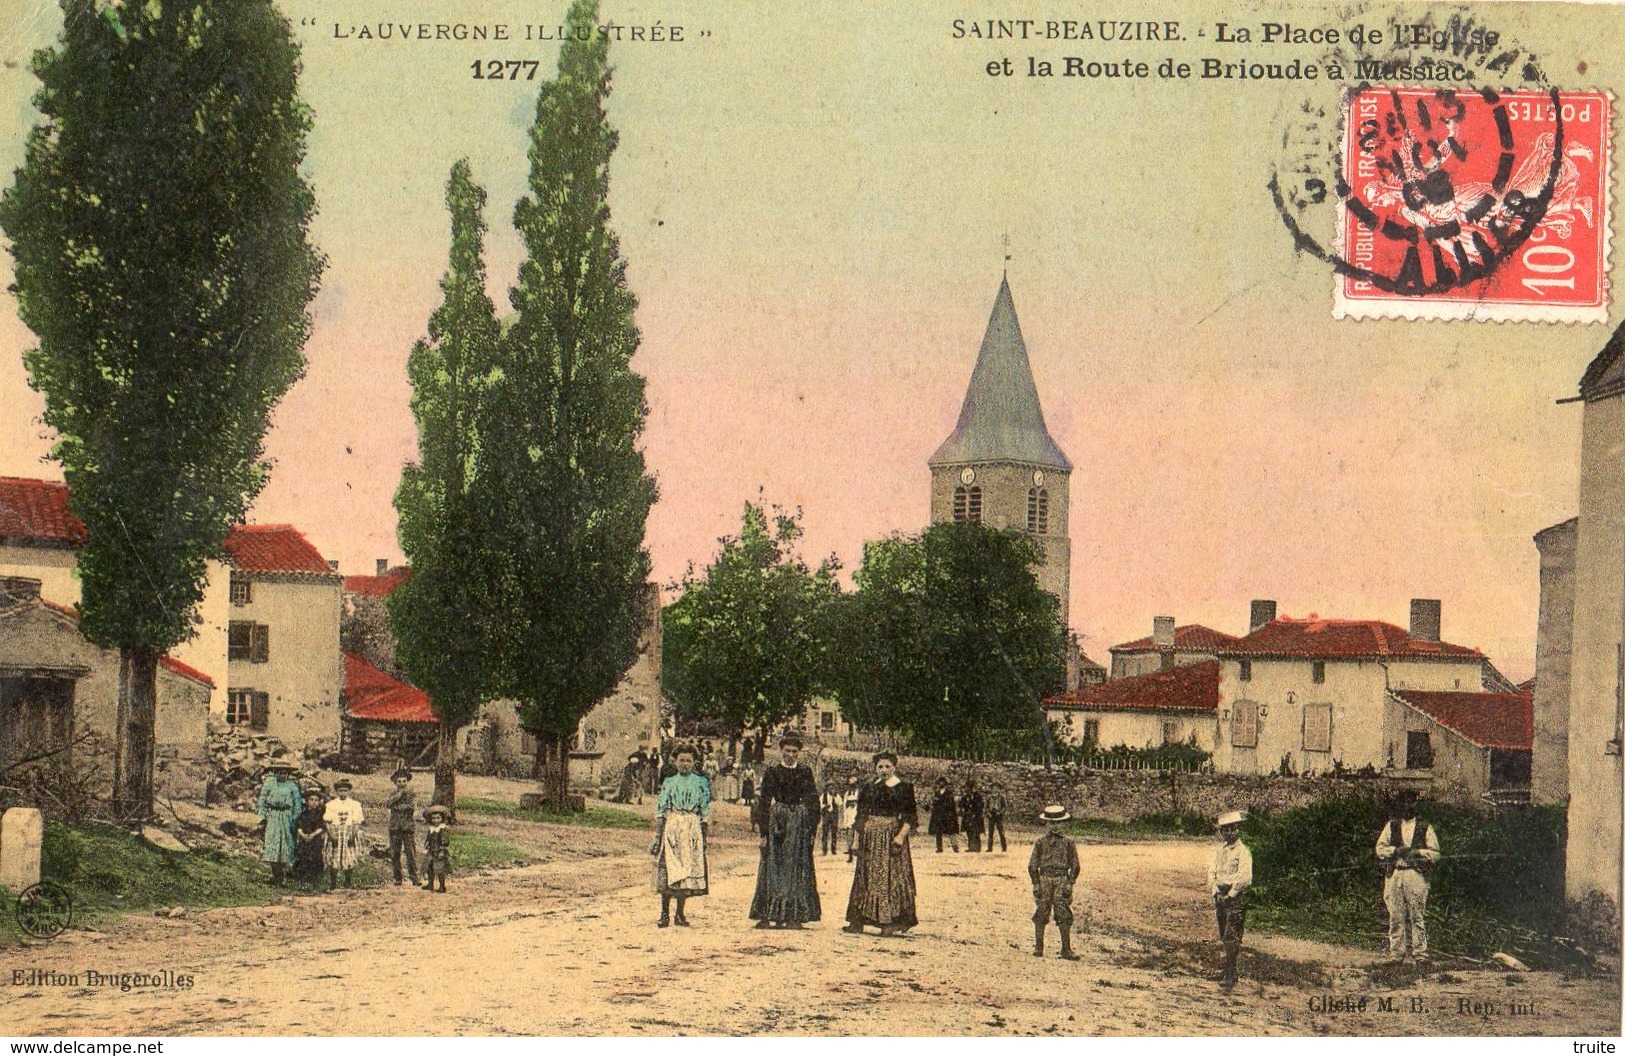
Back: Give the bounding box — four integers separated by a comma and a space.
1027, 487, 1049, 533
953, 485, 982, 524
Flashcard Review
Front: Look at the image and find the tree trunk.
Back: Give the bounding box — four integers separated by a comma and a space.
433, 722, 461, 820
112, 647, 159, 823
531, 727, 574, 810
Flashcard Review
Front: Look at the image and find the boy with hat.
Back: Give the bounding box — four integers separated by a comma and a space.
385, 766, 420, 887
1374, 790, 1439, 962
1209, 810, 1253, 991
422, 804, 452, 893
323, 778, 365, 890
1028, 805, 1082, 960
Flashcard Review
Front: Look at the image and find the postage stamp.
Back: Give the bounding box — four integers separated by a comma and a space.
1333, 86, 1614, 322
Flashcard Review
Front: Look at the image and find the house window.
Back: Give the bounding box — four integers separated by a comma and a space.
1406, 730, 1434, 770
1303, 703, 1332, 752
820, 711, 836, 731
584, 728, 598, 751
228, 621, 270, 663
1312, 661, 1326, 684
1238, 660, 1252, 682
230, 578, 253, 606
0, 676, 75, 771
1162, 719, 1182, 744
227, 689, 268, 731
1083, 719, 1100, 745
1231, 700, 1258, 748
1027, 488, 1049, 534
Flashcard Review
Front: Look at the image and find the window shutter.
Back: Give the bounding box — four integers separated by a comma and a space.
250, 691, 270, 731
252, 624, 270, 663
1303, 704, 1332, 752
1231, 700, 1258, 748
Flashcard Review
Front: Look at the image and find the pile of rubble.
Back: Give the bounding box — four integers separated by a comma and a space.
207, 727, 327, 808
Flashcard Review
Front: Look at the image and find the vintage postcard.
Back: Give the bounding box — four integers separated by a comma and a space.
0, 0, 1622, 1041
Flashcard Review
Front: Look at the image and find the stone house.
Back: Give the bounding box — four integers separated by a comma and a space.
1531, 322, 1625, 912
338, 651, 438, 772
1209, 600, 1498, 778
1044, 659, 1220, 753
1109, 618, 1242, 679
220, 525, 344, 750
0, 576, 212, 800
1384, 686, 1533, 804
0, 476, 231, 711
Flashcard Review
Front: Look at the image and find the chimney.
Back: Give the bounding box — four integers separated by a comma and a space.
1409, 599, 1441, 643
0, 576, 43, 604
376, 558, 389, 576
327, 560, 340, 572
1153, 616, 1176, 671
1249, 599, 1277, 633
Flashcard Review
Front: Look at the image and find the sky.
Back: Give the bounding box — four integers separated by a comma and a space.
2, 0, 1621, 679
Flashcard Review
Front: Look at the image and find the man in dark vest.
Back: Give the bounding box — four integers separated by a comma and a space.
1374, 790, 1440, 962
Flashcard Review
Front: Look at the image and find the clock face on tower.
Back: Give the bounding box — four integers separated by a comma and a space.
960, 467, 975, 485
1033, 470, 1045, 487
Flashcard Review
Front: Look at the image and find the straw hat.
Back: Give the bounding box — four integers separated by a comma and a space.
1038, 804, 1072, 823
1217, 810, 1248, 828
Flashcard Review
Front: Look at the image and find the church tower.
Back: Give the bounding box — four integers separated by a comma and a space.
928, 277, 1073, 632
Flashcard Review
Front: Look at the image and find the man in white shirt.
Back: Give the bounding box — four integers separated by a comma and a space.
1208, 809, 1253, 991
1374, 790, 1440, 962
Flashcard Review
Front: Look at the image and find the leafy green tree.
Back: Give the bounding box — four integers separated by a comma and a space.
390, 159, 502, 814
0, 0, 322, 818
482, 0, 657, 806
832, 522, 1065, 754
663, 502, 840, 737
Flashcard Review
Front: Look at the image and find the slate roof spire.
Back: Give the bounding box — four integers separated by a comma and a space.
929, 277, 1072, 470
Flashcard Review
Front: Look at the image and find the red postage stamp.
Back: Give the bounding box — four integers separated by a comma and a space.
1334, 87, 1613, 322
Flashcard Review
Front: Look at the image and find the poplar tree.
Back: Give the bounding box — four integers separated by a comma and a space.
485, 0, 657, 806
0, 0, 323, 818
391, 159, 502, 814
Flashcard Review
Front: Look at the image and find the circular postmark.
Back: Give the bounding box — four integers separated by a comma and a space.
1268, 7, 1568, 301
15, 880, 75, 940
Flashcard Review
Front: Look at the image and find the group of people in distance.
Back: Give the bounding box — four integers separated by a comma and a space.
925, 775, 1008, 853
256, 762, 451, 893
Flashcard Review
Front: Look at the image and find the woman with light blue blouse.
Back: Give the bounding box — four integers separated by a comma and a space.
651, 744, 712, 927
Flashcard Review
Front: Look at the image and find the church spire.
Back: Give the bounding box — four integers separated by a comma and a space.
928, 277, 1072, 470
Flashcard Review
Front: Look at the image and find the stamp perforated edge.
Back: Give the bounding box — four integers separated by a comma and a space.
1331, 87, 1616, 324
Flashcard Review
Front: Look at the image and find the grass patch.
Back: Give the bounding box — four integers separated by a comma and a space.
456, 796, 648, 830
1068, 811, 1214, 841
448, 832, 532, 871
0, 822, 384, 945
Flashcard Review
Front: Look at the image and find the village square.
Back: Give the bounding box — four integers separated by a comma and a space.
0, 0, 1623, 1040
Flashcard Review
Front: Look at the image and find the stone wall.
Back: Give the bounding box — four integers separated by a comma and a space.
812, 750, 1412, 830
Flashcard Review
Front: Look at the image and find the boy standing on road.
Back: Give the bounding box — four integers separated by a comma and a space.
1209, 809, 1253, 991
422, 804, 451, 893
1028, 805, 1082, 960
386, 766, 420, 887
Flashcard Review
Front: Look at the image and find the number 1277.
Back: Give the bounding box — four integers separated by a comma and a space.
472, 60, 540, 80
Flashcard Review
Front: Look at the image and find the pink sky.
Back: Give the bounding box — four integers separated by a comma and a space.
2, 0, 1615, 679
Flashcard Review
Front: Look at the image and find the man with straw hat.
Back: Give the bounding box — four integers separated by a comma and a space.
1028, 804, 1082, 960
1209, 809, 1253, 991
1374, 789, 1439, 963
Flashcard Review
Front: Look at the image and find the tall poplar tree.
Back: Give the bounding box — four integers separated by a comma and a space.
0, 0, 323, 818
391, 160, 502, 813
485, 0, 657, 806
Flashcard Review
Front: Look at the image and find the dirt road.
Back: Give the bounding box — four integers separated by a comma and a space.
3, 806, 1617, 1036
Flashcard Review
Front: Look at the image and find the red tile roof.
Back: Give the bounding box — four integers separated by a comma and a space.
158, 656, 215, 687
343, 652, 437, 724
1077, 651, 1105, 672
0, 477, 331, 576
1219, 617, 1482, 660
344, 566, 412, 598
1045, 660, 1219, 714
1391, 689, 1532, 751
1111, 624, 1240, 653
0, 477, 85, 547
223, 524, 334, 576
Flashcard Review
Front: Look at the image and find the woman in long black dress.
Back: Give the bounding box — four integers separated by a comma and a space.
928, 777, 961, 853
844, 752, 919, 937
749, 734, 821, 928
292, 784, 328, 886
